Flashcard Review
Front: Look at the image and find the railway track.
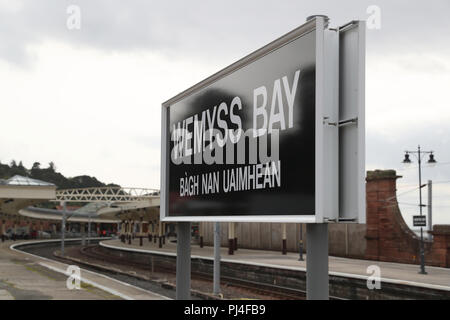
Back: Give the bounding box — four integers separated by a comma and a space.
80, 244, 307, 300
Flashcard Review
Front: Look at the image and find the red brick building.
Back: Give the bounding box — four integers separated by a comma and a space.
366, 170, 450, 267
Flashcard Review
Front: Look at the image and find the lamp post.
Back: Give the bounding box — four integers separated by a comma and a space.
402, 145, 436, 275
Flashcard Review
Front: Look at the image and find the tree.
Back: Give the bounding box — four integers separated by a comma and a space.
14, 161, 27, 176
48, 161, 56, 172
10, 160, 17, 167
32, 162, 41, 170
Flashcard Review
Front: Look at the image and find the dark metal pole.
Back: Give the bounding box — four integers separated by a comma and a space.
213, 222, 221, 295
428, 180, 433, 240
418, 145, 427, 274
61, 201, 66, 257
176, 222, 191, 299
233, 222, 238, 251
128, 221, 132, 245
282, 223, 287, 255
139, 217, 143, 246
1, 220, 5, 242
199, 222, 204, 248
87, 212, 91, 245
81, 222, 86, 246
298, 223, 304, 261
306, 223, 329, 300
228, 222, 234, 255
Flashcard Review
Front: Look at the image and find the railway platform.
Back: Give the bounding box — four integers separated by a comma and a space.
103, 237, 450, 292
0, 239, 170, 300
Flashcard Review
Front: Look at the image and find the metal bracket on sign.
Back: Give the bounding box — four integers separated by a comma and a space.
338, 117, 358, 127
323, 116, 337, 126
324, 117, 358, 127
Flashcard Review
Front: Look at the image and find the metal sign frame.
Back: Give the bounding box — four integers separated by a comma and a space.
338, 21, 366, 224
160, 17, 365, 224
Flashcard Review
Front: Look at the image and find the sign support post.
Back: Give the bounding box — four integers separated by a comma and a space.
176, 222, 191, 300
306, 223, 329, 300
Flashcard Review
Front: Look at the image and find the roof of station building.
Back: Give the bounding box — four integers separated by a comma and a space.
0, 175, 55, 187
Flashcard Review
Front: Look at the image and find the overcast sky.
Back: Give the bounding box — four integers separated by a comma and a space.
1, 0, 449, 226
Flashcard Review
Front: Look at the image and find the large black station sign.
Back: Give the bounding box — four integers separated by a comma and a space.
160, 17, 366, 223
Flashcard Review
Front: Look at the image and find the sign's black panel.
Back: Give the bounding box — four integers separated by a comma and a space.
167, 30, 316, 217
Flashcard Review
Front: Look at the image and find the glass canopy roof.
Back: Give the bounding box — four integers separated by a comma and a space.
0, 175, 55, 186
74, 202, 108, 214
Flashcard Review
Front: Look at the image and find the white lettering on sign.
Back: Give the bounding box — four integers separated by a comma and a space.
179, 161, 281, 197
171, 70, 301, 165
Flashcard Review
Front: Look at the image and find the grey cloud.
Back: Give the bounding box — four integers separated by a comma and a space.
394, 55, 450, 74
131, 134, 161, 150
1, 0, 450, 66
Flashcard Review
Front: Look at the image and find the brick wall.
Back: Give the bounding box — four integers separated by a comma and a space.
430, 225, 450, 267
365, 170, 449, 267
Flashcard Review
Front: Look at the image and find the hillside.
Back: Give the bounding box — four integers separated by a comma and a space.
0, 160, 120, 189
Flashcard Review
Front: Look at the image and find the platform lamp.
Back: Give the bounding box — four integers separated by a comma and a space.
402, 145, 437, 275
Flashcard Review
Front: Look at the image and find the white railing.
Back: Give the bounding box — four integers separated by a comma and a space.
54, 187, 160, 203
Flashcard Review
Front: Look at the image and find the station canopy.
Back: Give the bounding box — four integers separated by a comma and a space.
0, 175, 56, 217
0, 175, 55, 187
75, 202, 108, 215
